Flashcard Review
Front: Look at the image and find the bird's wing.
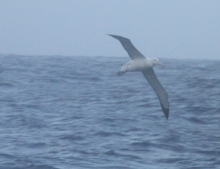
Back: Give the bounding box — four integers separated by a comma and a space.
142, 68, 169, 119
108, 34, 145, 60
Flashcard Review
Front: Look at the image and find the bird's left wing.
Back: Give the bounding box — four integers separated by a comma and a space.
142, 68, 169, 119
108, 34, 145, 60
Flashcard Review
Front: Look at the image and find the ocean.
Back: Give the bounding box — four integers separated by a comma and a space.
0, 55, 219, 169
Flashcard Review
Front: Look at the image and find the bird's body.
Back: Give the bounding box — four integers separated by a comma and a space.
108, 34, 169, 119
118, 58, 163, 75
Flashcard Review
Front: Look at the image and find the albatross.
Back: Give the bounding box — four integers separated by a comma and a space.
108, 34, 169, 119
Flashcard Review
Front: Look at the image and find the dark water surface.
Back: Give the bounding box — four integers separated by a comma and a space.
0, 55, 219, 169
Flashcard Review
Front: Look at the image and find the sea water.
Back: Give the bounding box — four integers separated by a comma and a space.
0, 55, 219, 169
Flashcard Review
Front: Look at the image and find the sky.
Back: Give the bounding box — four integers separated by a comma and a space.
0, 0, 220, 59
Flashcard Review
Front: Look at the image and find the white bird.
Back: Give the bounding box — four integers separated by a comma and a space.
108, 34, 169, 119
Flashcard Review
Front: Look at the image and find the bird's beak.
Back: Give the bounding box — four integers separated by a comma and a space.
158, 61, 164, 67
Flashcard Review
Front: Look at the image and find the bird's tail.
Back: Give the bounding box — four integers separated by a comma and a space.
117, 71, 124, 75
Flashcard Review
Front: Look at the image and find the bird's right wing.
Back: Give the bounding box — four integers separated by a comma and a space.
142, 68, 169, 119
108, 34, 145, 60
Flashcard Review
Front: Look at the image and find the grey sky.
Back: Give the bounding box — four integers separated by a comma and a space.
1, 0, 220, 59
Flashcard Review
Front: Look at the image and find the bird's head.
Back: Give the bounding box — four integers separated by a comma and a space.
152, 58, 164, 67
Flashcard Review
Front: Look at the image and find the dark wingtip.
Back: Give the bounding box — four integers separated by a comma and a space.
107, 34, 118, 38
166, 114, 169, 120
107, 34, 128, 40
162, 107, 169, 120
107, 34, 114, 36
